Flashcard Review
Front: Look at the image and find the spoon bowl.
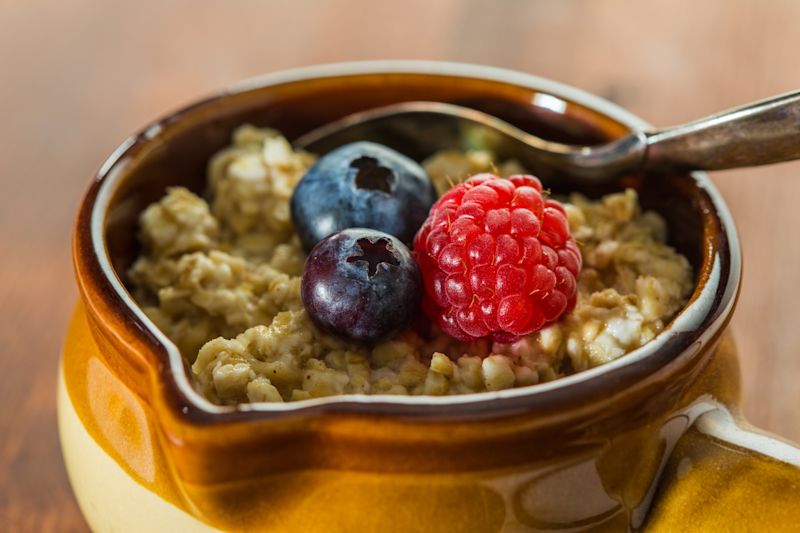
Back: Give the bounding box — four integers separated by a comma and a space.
294, 101, 647, 184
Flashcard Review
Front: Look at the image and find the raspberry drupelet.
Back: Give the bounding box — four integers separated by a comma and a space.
413, 173, 582, 343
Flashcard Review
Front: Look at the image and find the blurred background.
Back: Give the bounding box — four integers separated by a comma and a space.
2, 0, 800, 529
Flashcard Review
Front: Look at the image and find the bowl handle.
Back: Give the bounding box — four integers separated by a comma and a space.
646, 407, 800, 529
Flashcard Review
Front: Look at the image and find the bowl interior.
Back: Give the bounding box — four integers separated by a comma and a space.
78, 65, 736, 422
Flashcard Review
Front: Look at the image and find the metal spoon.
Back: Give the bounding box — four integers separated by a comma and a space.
294, 91, 800, 183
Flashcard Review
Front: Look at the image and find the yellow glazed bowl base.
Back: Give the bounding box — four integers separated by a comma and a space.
58, 363, 217, 533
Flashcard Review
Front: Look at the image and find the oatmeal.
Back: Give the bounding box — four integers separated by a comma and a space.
129, 126, 693, 404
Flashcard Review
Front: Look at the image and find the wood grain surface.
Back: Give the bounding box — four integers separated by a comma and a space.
2, 0, 799, 530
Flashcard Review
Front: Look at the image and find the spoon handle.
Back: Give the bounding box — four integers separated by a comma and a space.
644, 90, 800, 171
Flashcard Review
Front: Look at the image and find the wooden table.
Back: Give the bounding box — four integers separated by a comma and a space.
2, 0, 799, 529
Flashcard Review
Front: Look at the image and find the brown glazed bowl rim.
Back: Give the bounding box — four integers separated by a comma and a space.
74, 61, 741, 422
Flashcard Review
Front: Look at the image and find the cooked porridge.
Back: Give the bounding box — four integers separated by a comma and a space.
128, 125, 693, 404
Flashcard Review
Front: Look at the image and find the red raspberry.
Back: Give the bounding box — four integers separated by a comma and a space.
413, 174, 581, 343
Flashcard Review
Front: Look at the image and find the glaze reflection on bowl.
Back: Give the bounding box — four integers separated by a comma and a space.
59, 61, 800, 533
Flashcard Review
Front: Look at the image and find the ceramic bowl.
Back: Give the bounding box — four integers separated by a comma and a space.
59, 61, 800, 532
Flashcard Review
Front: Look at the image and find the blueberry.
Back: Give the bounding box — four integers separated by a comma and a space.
301, 228, 422, 344
291, 142, 437, 251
